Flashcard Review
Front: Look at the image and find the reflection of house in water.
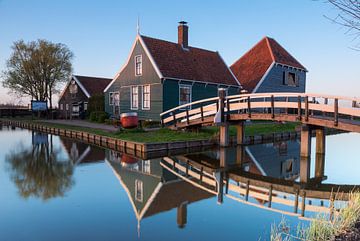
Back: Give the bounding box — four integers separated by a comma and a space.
243, 140, 300, 180
106, 150, 213, 232
184, 139, 300, 181
59, 137, 105, 165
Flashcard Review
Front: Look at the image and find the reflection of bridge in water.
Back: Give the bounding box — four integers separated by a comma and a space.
161, 144, 360, 221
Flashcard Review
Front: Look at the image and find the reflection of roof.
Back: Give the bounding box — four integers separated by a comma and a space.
141, 35, 240, 86
107, 159, 212, 221
143, 180, 213, 218
59, 137, 105, 164
230, 37, 306, 92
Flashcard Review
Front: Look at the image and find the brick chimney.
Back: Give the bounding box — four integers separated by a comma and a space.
178, 21, 188, 49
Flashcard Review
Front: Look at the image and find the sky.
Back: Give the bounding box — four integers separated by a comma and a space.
0, 0, 359, 105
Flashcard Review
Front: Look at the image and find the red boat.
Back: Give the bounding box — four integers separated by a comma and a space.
120, 112, 138, 129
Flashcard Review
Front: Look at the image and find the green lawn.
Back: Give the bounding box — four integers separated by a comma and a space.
1, 118, 299, 143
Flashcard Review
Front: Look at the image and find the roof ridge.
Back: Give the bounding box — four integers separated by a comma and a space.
231, 37, 273, 68
74, 74, 112, 80
140, 34, 218, 54
264, 36, 276, 62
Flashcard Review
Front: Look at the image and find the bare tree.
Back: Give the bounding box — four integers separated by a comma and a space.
325, 0, 360, 50
2, 39, 73, 108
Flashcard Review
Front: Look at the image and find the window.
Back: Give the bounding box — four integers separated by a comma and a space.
135, 179, 143, 202
283, 72, 297, 87
109, 92, 114, 105
287, 72, 296, 86
65, 104, 69, 111
84, 102, 88, 111
113, 92, 120, 106
142, 160, 151, 174
142, 85, 150, 110
60, 104, 63, 110
179, 85, 192, 108
131, 86, 139, 109
72, 105, 79, 113
135, 55, 142, 76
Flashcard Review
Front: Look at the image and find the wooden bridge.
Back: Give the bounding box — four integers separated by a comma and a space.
160, 91, 360, 158
160, 92, 360, 132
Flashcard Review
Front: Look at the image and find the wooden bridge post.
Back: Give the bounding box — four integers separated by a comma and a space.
300, 156, 311, 183
236, 121, 245, 145
315, 127, 326, 156
315, 153, 325, 179
300, 125, 312, 183
177, 202, 187, 229
219, 147, 228, 167
300, 125, 312, 158
218, 88, 229, 147
236, 145, 245, 165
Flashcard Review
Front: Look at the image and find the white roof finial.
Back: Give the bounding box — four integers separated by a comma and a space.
137, 16, 140, 34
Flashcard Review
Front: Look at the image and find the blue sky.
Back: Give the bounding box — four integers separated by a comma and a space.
0, 0, 359, 104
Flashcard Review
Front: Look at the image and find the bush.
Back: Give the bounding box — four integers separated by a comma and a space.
89, 111, 108, 123
97, 112, 108, 123
89, 112, 97, 122
142, 120, 161, 128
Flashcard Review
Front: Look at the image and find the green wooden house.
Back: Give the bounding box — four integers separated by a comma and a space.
104, 21, 241, 121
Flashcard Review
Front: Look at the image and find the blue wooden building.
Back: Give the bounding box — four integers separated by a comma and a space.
230, 37, 307, 93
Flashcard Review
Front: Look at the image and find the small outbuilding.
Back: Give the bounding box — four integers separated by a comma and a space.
58, 75, 111, 119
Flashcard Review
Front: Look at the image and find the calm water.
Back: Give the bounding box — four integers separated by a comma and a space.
0, 125, 359, 241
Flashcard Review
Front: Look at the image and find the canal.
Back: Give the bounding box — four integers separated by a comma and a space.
0, 125, 359, 241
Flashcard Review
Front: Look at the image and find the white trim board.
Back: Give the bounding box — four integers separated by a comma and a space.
104, 34, 163, 93
252, 62, 275, 93
58, 75, 91, 100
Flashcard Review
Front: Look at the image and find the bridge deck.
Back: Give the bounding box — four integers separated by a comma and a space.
160, 92, 360, 133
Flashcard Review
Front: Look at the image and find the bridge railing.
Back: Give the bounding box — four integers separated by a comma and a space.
160, 92, 360, 128
161, 156, 338, 220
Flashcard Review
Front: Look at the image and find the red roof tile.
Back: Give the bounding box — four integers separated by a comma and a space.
141, 35, 240, 86
230, 37, 306, 92
75, 75, 112, 96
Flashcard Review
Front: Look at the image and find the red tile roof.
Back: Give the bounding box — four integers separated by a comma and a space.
141, 35, 240, 86
75, 75, 112, 97
230, 37, 306, 92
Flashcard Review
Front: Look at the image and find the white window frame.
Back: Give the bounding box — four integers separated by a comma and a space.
109, 92, 113, 106
84, 102, 88, 111
142, 85, 151, 110
135, 179, 143, 202
113, 92, 120, 107
179, 84, 192, 109
142, 160, 151, 174
59, 103, 63, 110
135, 55, 142, 76
65, 104, 69, 111
130, 86, 139, 110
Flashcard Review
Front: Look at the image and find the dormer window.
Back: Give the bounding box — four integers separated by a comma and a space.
135, 55, 142, 76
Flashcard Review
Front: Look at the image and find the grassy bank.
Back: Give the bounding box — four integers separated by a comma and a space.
270, 192, 360, 241
1, 118, 299, 143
